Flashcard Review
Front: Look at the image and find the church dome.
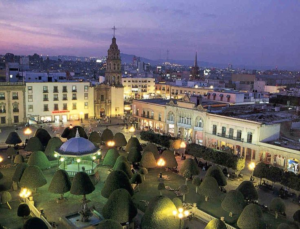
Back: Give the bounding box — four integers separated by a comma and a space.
56, 130, 99, 156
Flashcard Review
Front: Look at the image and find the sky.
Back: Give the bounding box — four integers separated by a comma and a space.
0, 0, 300, 69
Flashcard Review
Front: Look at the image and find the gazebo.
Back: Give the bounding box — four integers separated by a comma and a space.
55, 130, 101, 177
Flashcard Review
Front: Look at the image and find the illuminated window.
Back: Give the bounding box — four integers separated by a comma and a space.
84, 102, 88, 109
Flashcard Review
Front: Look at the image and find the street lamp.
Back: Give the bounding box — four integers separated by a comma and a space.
54, 153, 60, 167
60, 157, 65, 170
69, 124, 73, 129
173, 207, 190, 229
129, 125, 135, 137
24, 127, 32, 145
77, 158, 81, 171
107, 140, 115, 148
19, 188, 32, 202
180, 141, 186, 158
249, 162, 256, 181
0, 156, 3, 163
157, 158, 166, 179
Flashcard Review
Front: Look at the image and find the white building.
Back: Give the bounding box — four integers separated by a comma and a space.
25, 82, 94, 123
122, 77, 155, 99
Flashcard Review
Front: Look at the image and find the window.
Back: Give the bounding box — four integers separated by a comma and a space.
247, 132, 253, 143
12, 92, 18, 100
237, 130, 242, 140
159, 113, 161, 121
63, 94, 67, 100
84, 102, 88, 109
0, 93, 5, 100
54, 94, 58, 101
13, 103, 19, 112
1, 117, 5, 124
229, 128, 234, 139
63, 103, 68, 110
43, 94, 48, 101
72, 85, 77, 92
43, 104, 49, 111
43, 86, 48, 93
213, 125, 217, 135
63, 86, 67, 92
14, 116, 19, 123
72, 94, 77, 100
53, 86, 58, 93
54, 104, 59, 111
28, 95, 33, 102
84, 85, 88, 92
0, 104, 6, 113
28, 86, 32, 90
84, 93, 88, 100
72, 103, 77, 110
100, 95, 104, 101
28, 105, 33, 112
196, 118, 203, 127
221, 127, 226, 137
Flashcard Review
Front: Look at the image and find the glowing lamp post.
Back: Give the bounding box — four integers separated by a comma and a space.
157, 158, 166, 179
19, 188, 32, 202
107, 140, 115, 148
77, 158, 81, 171
180, 141, 186, 158
249, 162, 256, 181
0, 156, 3, 163
173, 207, 190, 229
129, 126, 135, 137
24, 127, 32, 145
60, 157, 65, 170
69, 124, 73, 129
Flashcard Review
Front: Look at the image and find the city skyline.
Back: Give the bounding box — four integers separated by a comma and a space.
0, 0, 300, 69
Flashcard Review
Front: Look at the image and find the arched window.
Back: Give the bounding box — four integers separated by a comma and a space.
167, 111, 174, 121
195, 117, 203, 127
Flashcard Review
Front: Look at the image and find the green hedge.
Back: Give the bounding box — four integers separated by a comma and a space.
187, 143, 245, 170
140, 131, 178, 148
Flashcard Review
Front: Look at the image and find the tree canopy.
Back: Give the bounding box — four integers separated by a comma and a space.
253, 162, 268, 183
27, 151, 50, 170
101, 128, 114, 142
113, 160, 133, 179
102, 148, 120, 167
204, 219, 227, 229
6, 147, 17, 156
293, 210, 300, 223
48, 170, 71, 195
237, 181, 258, 201
205, 165, 227, 187
102, 189, 137, 224
89, 131, 101, 143
113, 155, 128, 167
270, 198, 285, 218
141, 196, 181, 229
101, 170, 134, 198
34, 128, 51, 147
221, 190, 245, 216
172, 197, 183, 209
276, 223, 291, 229
114, 132, 127, 147
96, 219, 122, 229
12, 163, 28, 182
143, 143, 159, 160
125, 137, 142, 152
198, 177, 220, 201
61, 126, 88, 139
161, 150, 178, 168
17, 204, 30, 218
267, 166, 283, 184
14, 155, 24, 164
44, 137, 63, 160
192, 176, 202, 193
20, 165, 47, 189
1, 191, 12, 204
127, 147, 142, 164
237, 204, 264, 229
23, 217, 48, 229
5, 132, 22, 145
70, 172, 95, 196
25, 137, 44, 152
131, 173, 143, 185
140, 151, 157, 169
179, 158, 199, 177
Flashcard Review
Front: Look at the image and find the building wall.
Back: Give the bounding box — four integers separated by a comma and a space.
110, 86, 124, 117
0, 82, 26, 126
264, 85, 286, 93
122, 77, 155, 99
25, 82, 94, 122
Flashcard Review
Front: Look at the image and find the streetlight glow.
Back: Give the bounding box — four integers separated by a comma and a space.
129, 126, 135, 133
249, 162, 256, 171
180, 141, 186, 148
107, 140, 115, 147
184, 210, 189, 216
19, 188, 31, 199
178, 208, 183, 213
0, 156, 3, 163
157, 158, 166, 167
173, 210, 177, 216
76, 158, 81, 163
92, 156, 96, 160
178, 213, 183, 219
60, 157, 65, 162
24, 127, 32, 135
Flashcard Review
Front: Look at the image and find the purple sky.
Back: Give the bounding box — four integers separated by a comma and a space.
0, 0, 300, 68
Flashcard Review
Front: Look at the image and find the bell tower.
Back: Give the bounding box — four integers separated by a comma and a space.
105, 26, 122, 86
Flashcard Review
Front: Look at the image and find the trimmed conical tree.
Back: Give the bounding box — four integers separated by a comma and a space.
221, 190, 245, 217
158, 182, 165, 196
127, 147, 142, 164
179, 184, 189, 202
48, 170, 71, 200
125, 137, 142, 152
1, 191, 12, 209
204, 219, 227, 229
131, 173, 143, 191
205, 165, 227, 187
14, 155, 24, 164
61, 126, 88, 139
143, 143, 159, 160
161, 150, 177, 168
113, 161, 133, 179
114, 132, 127, 147
101, 170, 134, 198
12, 163, 28, 182
192, 176, 202, 193
237, 181, 258, 201
89, 131, 101, 144
172, 197, 183, 208
20, 166, 47, 190
5, 132, 22, 146
237, 204, 264, 229
70, 172, 95, 201
139, 167, 148, 180
34, 128, 51, 147
23, 217, 48, 229
0, 171, 3, 180
276, 223, 291, 229
17, 203, 30, 222
28, 151, 50, 170
140, 151, 157, 169
293, 210, 300, 223
170, 139, 181, 150
96, 219, 122, 229
198, 177, 220, 201
112, 155, 128, 169
270, 197, 285, 219
253, 162, 268, 184
44, 137, 62, 160
141, 196, 181, 229
103, 189, 137, 224
179, 158, 199, 177
25, 137, 44, 152
101, 128, 114, 142
6, 147, 17, 156
103, 148, 120, 167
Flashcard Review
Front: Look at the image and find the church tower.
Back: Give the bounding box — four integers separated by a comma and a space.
190, 52, 200, 80
105, 27, 122, 86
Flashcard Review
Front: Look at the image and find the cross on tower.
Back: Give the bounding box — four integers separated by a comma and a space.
112, 26, 117, 37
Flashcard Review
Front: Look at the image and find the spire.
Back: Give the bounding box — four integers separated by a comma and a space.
112, 26, 117, 38
194, 52, 198, 67
75, 128, 80, 138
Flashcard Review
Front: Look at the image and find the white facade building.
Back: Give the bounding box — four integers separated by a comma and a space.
122, 77, 155, 99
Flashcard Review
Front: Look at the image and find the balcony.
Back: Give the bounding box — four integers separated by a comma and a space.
43, 98, 49, 101
43, 109, 49, 112
215, 133, 244, 142
54, 98, 59, 101
63, 89, 68, 93
0, 97, 5, 100
177, 122, 192, 128
0, 110, 6, 113
43, 90, 48, 93
72, 89, 77, 92
13, 108, 19, 113
53, 89, 58, 93
12, 96, 18, 100
72, 97, 77, 100
63, 98, 68, 101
